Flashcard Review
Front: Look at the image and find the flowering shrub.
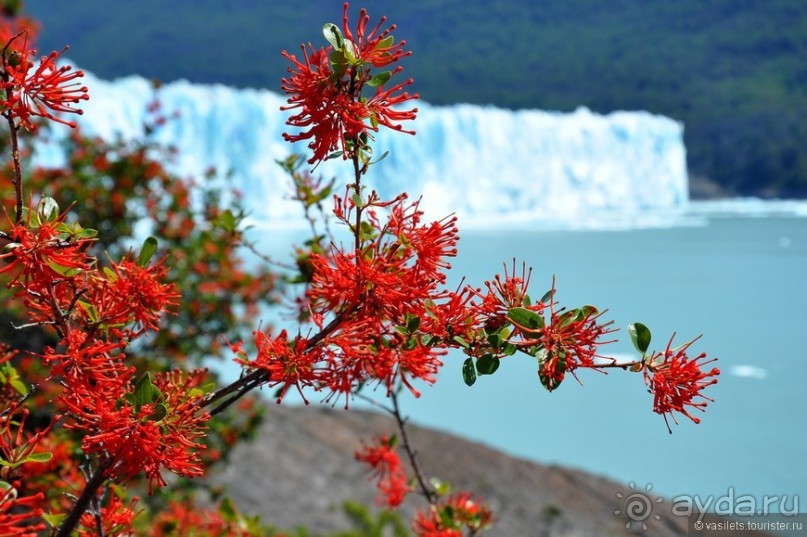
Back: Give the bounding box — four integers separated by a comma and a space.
0, 2, 720, 536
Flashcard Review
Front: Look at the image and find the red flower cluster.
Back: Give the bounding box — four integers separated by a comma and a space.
63, 370, 209, 492
644, 335, 720, 432
84, 257, 179, 334
355, 435, 410, 507
412, 492, 493, 537
1, 37, 88, 130
281, 3, 418, 164
0, 485, 45, 537
77, 494, 140, 537
151, 498, 257, 537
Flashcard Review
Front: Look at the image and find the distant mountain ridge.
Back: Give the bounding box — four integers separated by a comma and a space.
25, 0, 807, 197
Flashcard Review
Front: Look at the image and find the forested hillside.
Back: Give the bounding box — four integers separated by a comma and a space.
26, 0, 807, 197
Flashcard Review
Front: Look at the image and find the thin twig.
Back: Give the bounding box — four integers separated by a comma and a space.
390, 391, 436, 504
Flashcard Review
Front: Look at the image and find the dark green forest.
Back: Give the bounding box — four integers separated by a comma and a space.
26, 0, 807, 197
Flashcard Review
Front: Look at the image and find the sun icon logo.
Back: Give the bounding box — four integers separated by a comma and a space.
614, 481, 664, 531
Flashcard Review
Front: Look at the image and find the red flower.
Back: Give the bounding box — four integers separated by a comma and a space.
280, 3, 417, 164
238, 329, 317, 403
0, 219, 93, 287
0, 405, 56, 476
151, 499, 255, 537
340, 2, 411, 67
0, 486, 45, 537
644, 335, 720, 432
63, 370, 209, 492
1, 39, 88, 130
77, 493, 140, 537
44, 329, 131, 398
412, 492, 493, 536
85, 258, 179, 334
355, 435, 410, 508
475, 260, 544, 330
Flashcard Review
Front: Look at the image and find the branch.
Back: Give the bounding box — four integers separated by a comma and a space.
201, 305, 356, 415
54, 458, 112, 537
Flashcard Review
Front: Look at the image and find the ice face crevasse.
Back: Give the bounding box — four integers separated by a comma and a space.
32, 68, 689, 228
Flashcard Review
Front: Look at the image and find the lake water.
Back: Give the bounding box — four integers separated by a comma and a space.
234, 209, 806, 508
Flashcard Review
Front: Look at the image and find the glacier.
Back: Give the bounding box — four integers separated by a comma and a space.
33, 69, 690, 229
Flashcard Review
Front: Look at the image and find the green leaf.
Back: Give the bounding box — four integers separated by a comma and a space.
10, 379, 27, 396
462, 357, 476, 386
219, 497, 238, 522
132, 372, 157, 410
580, 304, 599, 318
77, 228, 98, 239
476, 354, 500, 375
351, 193, 364, 208
323, 23, 344, 50
25, 452, 53, 463
452, 335, 470, 349
77, 301, 99, 323
148, 403, 168, 422
137, 236, 158, 267
369, 150, 390, 166
46, 259, 79, 278
20, 206, 38, 228
43, 513, 67, 528
376, 34, 394, 50
486, 333, 503, 348
507, 307, 544, 330
540, 288, 555, 304
366, 71, 392, 87
406, 314, 421, 332
217, 209, 237, 233
628, 322, 652, 354
37, 196, 59, 222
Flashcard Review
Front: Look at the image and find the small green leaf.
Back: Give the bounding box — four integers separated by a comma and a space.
219, 497, 238, 522
37, 197, 59, 222
132, 372, 157, 410
148, 403, 168, 422
486, 333, 503, 348
217, 209, 237, 233
452, 335, 470, 349
137, 236, 158, 267
46, 259, 79, 278
376, 34, 394, 50
77, 301, 99, 323
476, 354, 500, 375
25, 452, 53, 464
366, 71, 392, 87
10, 379, 27, 396
462, 358, 476, 386
540, 288, 555, 304
628, 322, 652, 354
351, 193, 364, 208
429, 477, 451, 497
369, 150, 390, 166
406, 314, 421, 332
43, 513, 67, 528
77, 228, 98, 239
323, 23, 344, 50
507, 307, 544, 330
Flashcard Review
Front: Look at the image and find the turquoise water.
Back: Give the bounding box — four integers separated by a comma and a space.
238, 215, 806, 506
